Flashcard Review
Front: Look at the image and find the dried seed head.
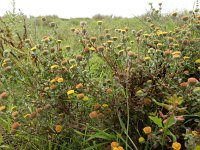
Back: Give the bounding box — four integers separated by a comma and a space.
97, 46, 104, 52
30, 112, 37, 119
76, 55, 83, 61
98, 112, 103, 120
90, 37, 97, 43
89, 111, 97, 119
44, 104, 51, 109
12, 111, 18, 118
0, 92, 8, 99
36, 108, 42, 113
11, 122, 20, 129
188, 77, 198, 85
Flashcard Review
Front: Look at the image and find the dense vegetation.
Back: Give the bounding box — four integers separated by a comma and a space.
0, 2, 200, 150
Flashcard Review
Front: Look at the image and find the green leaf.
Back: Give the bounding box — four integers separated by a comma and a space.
166, 131, 177, 142
164, 116, 176, 129
149, 116, 163, 128
86, 131, 115, 142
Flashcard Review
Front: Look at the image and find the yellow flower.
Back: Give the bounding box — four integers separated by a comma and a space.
57, 40, 62, 43
111, 141, 119, 148
118, 146, 124, 150
157, 43, 163, 47
143, 126, 152, 134
172, 51, 181, 58
183, 56, 190, 60
107, 40, 113, 45
198, 66, 200, 71
31, 47, 37, 51
0, 106, 6, 111
90, 47, 96, 51
97, 21, 103, 25
136, 90, 144, 96
51, 65, 59, 69
195, 59, 200, 64
162, 32, 168, 36
172, 12, 177, 17
50, 79, 56, 83
173, 44, 179, 47
172, 51, 181, 55
102, 104, 108, 107
192, 130, 198, 136
83, 96, 89, 101
172, 142, 181, 150
67, 90, 74, 95
173, 54, 181, 58
57, 78, 64, 83
144, 57, 151, 61
138, 137, 145, 143
156, 30, 163, 36
55, 125, 62, 133
143, 34, 150, 38
196, 145, 200, 150
183, 70, 189, 75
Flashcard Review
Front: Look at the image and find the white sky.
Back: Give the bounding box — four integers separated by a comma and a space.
0, 0, 197, 18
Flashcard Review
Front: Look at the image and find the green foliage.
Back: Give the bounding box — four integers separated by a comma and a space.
0, 2, 200, 150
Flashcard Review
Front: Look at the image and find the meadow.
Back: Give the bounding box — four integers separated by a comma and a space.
0, 2, 200, 150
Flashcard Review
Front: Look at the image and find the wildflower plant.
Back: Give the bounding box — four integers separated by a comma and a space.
0, 2, 200, 150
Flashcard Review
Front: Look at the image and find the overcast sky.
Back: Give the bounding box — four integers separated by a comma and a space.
0, 0, 197, 18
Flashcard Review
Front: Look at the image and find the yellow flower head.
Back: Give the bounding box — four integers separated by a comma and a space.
143, 34, 150, 38
90, 47, 96, 51
107, 40, 113, 45
111, 141, 119, 148
144, 57, 151, 61
57, 40, 62, 43
83, 96, 89, 101
67, 90, 74, 95
156, 30, 163, 36
97, 21, 103, 25
172, 142, 181, 150
31, 47, 37, 51
57, 78, 64, 83
0, 106, 6, 111
138, 137, 145, 143
162, 32, 168, 36
143, 126, 152, 134
183, 56, 190, 60
172, 12, 178, 17
173, 44, 179, 48
196, 145, 200, 150
55, 125, 62, 133
118, 146, 124, 150
192, 130, 198, 136
50, 79, 56, 83
157, 43, 163, 48
102, 104, 109, 107
195, 59, 200, 64
51, 65, 59, 69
